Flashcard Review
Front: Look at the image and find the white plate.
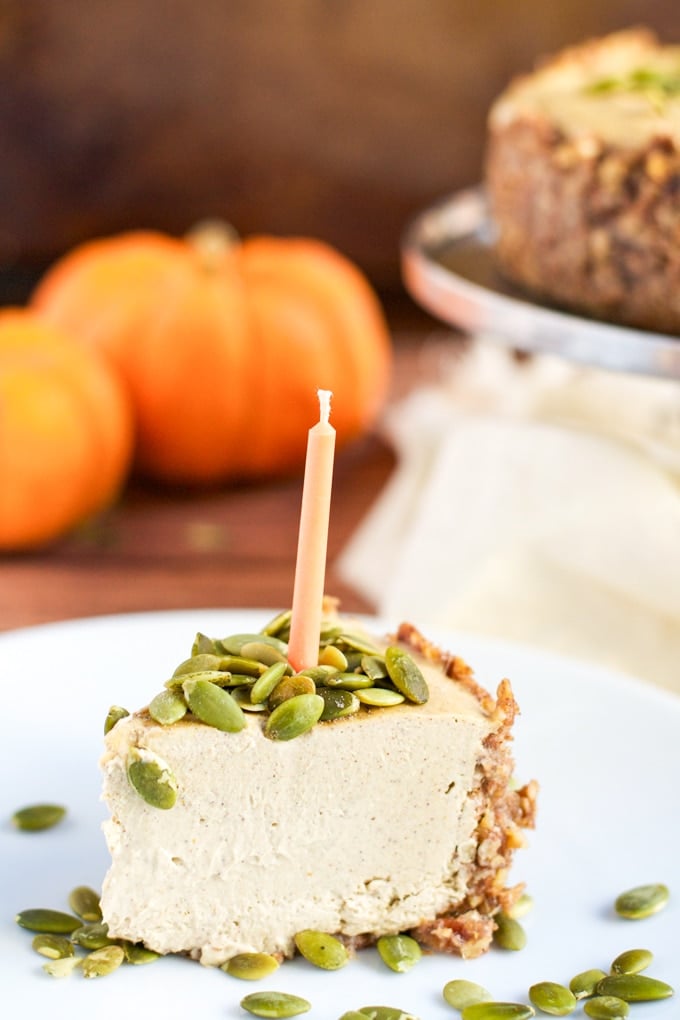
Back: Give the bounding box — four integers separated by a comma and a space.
0, 610, 678, 1019
401, 188, 680, 379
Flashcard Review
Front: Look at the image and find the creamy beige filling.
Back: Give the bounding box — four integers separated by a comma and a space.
100, 654, 495, 964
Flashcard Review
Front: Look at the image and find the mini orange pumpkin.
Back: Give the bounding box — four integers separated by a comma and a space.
32, 226, 392, 485
0, 309, 133, 550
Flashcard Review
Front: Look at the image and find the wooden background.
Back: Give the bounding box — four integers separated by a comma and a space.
1, 0, 678, 292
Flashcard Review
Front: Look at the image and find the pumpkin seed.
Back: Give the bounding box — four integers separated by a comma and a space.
15, 908, 81, 934
384, 646, 429, 704
166, 668, 234, 690
192, 632, 218, 655
104, 705, 129, 735
492, 911, 527, 951
583, 998, 629, 1019
122, 942, 160, 964
294, 929, 349, 969
240, 990, 311, 1017
11, 803, 66, 832
570, 970, 608, 1000
322, 672, 374, 691
361, 654, 388, 680
337, 632, 381, 654
528, 982, 576, 1016
127, 747, 178, 809
72, 922, 116, 949
220, 632, 287, 656
376, 934, 421, 973
183, 677, 246, 732
596, 974, 674, 1002
356, 688, 405, 708
43, 956, 81, 978
265, 693, 324, 740
339, 1013, 373, 1020
231, 687, 268, 712
295, 666, 336, 682
443, 980, 493, 1010
268, 674, 316, 710
610, 948, 653, 975
317, 687, 361, 721
614, 883, 669, 919
149, 688, 187, 725
461, 1005, 535, 1020
81, 944, 125, 978
68, 885, 102, 923
32, 933, 75, 960
251, 661, 289, 705
358, 1009, 420, 1020
260, 609, 292, 638
241, 640, 289, 666
222, 952, 280, 980
506, 892, 534, 919
172, 652, 233, 677
318, 645, 348, 671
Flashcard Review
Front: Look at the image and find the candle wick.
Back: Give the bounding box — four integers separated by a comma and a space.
317, 388, 332, 426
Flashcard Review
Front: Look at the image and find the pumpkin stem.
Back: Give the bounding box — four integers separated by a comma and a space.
186, 220, 239, 272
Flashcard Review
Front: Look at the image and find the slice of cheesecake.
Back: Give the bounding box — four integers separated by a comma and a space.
99, 613, 536, 966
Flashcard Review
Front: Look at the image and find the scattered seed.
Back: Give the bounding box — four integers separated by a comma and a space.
318, 645, 348, 671
583, 997, 629, 1019
32, 933, 75, 960
361, 654, 388, 680
172, 653, 232, 677
240, 990, 311, 1017
240, 640, 289, 665
122, 942, 160, 964
268, 674, 317, 710
610, 948, 653, 975
317, 687, 361, 721
251, 662, 289, 704
149, 688, 187, 725
127, 747, 178, 809
68, 886, 102, 923
358, 1008, 420, 1020
192, 632, 218, 655
528, 982, 576, 1016
442, 979, 493, 1009
72, 922, 116, 950
265, 694, 324, 741
338, 1013, 372, 1020
223, 952, 280, 980
43, 956, 81, 978
614, 883, 669, 919
376, 934, 421, 973
384, 646, 429, 704
260, 609, 292, 638
506, 892, 534, 920
492, 912, 527, 951
461, 1005, 535, 1020
323, 672, 374, 691
337, 632, 381, 654
183, 677, 246, 732
104, 705, 129, 735
596, 974, 674, 1002
294, 929, 349, 970
356, 688, 405, 708
81, 944, 125, 978
570, 970, 608, 1000
11, 803, 66, 832
15, 908, 81, 935
231, 687, 268, 712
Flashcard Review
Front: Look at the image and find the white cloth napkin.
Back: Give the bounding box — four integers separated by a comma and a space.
337, 339, 680, 694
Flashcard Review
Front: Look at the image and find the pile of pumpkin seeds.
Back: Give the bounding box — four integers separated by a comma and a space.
109, 610, 430, 810
15, 885, 160, 979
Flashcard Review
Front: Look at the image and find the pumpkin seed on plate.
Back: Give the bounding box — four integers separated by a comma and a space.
43, 956, 81, 978
528, 982, 576, 1016
384, 646, 429, 704
358, 1008, 420, 1020
461, 1005, 535, 1020
294, 929, 349, 969
104, 705, 129, 735
492, 911, 527, 951
583, 998, 629, 1019
11, 803, 66, 832
240, 990, 311, 1017
222, 952, 280, 980
443, 980, 493, 1010
505, 892, 534, 920
149, 688, 187, 725
356, 688, 405, 708
68, 885, 102, 923
183, 677, 246, 732
339, 1013, 373, 1020
376, 934, 421, 973
81, 944, 125, 978
32, 933, 75, 960
596, 974, 674, 1002
122, 942, 160, 964
15, 908, 81, 934
127, 746, 178, 809
317, 687, 361, 721
265, 693, 324, 740
570, 970, 607, 1000
72, 921, 116, 950
610, 948, 653, 975
614, 883, 669, 919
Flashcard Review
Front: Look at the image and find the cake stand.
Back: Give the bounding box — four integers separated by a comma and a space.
401, 187, 680, 380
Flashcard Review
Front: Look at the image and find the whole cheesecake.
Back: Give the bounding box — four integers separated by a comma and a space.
486, 28, 680, 335
99, 607, 536, 966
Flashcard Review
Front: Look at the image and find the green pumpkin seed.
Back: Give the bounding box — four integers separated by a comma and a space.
583, 998, 629, 1019
68, 885, 102, 923
339, 1013, 372, 1020
127, 747, 178, 809
240, 990, 311, 1017
570, 970, 607, 1000
183, 677, 246, 732
149, 688, 187, 725
222, 952, 280, 980
295, 666, 336, 682
166, 668, 234, 690
268, 674, 316, 710
614, 883, 669, 919
260, 609, 292, 638
220, 632, 287, 655
43, 956, 81, 978
81, 944, 125, 978
361, 654, 388, 680
506, 892, 534, 919
265, 693, 324, 740
172, 653, 232, 676
317, 687, 361, 721
384, 646, 429, 704
251, 661, 289, 705
461, 1005, 535, 1020
492, 911, 527, 951
322, 672, 374, 690
596, 974, 674, 1002
122, 941, 160, 964
241, 640, 289, 666
443, 980, 493, 1010
15, 908, 81, 934
32, 933, 75, 960
358, 1009, 420, 1020
375, 934, 421, 973
318, 645, 349, 671
337, 632, 381, 654
72, 922, 116, 949
192, 632, 218, 655
528, 982, 576, 1016
610, 948, 653, 975
11, 803, 66, 832
231, 687, 268, 712
356, 688, 405, 707
104, 705, 129, 735
294, 929, 349, 969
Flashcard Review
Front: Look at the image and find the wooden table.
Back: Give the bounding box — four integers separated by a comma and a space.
1, 310, 449, 633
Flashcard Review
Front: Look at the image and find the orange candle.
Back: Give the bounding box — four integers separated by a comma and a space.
287, 389, 336, 671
